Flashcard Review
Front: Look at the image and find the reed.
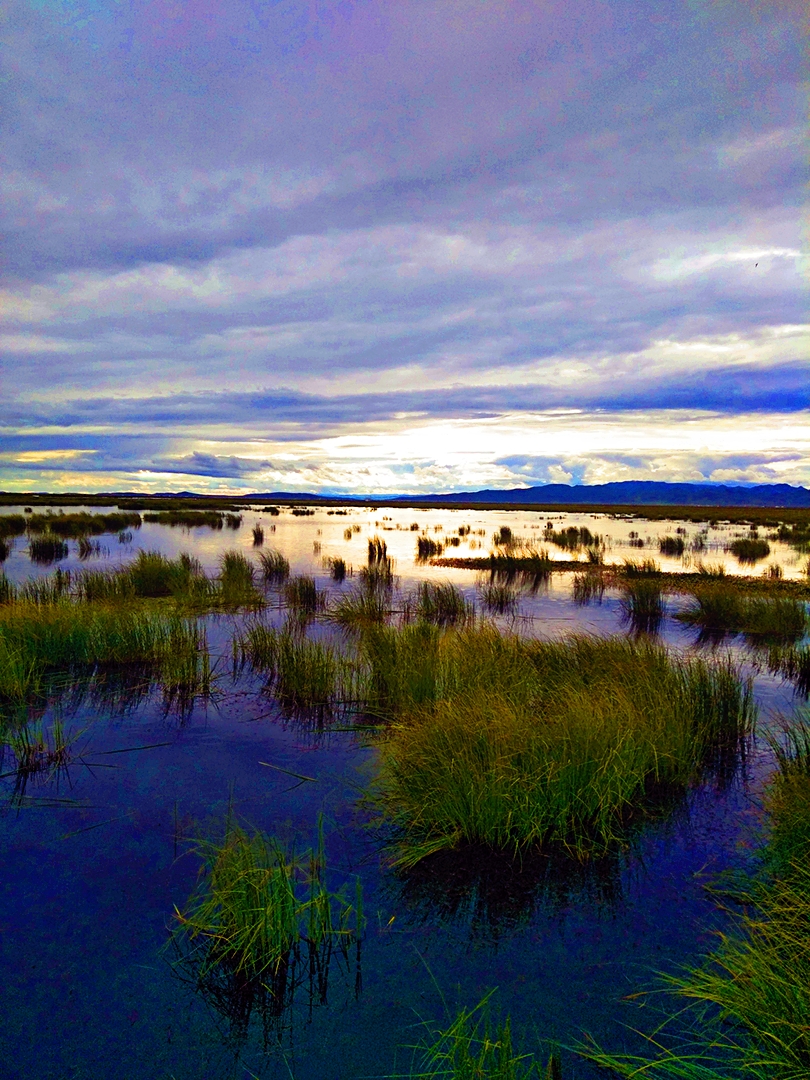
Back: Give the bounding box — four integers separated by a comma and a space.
545, 524, 600, 551
172, 818, 361, 1029
371, 628, 754, 863
327, 556, 347, 582
257, 548, 290, 584
0, 514, 26, 540
237, 625, 351, 710
0, 603, 210, 711
218, 551, 261, 608
571, 571, 605, 605
26, 511, 141, 538
329, 586, 390, 630
252, 524, 264, 546
368, 536, 388, 563
488, 549, 552, 577
143, 509, 226, 529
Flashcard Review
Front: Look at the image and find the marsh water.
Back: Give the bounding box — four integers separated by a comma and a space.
0, 504, 807, 1079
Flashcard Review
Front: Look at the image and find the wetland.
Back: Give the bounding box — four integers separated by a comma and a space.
0, 500, 808, 1079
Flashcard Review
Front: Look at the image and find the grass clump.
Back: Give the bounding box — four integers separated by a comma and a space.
404, 993, 557, 1079
330, 587, 390, 630
0, 515, 26, 540
372, 628, 754, 864
572, 572, 604, 605
236, 625, 351, 712
326, 556, 347, 582
29, 536, 69, 564
143, 509, 227, 528
620, 577, 666, 633
544, 524, 600, 551
257, 548, 290, 584
218, 551, 261, 608
26, 511, 141, 538
729, 537, 771, 563
414, 582, 473, 627
171, 818, 362, 1032
252, 524, 264, 546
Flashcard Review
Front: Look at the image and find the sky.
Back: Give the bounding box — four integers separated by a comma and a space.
1, 0, 807, 496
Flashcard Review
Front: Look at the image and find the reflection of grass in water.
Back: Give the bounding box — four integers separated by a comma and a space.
283, 575, 322, 614
29, 535, 69, 564
479, 579, 519, 614
582, 711, 810, 1080
3, 717, 77, 792
658, 535, 686, 557
571, 571, 604, 606
171, 817, 362, 1040
767, 644, 810, 696
371, 628, 754, 864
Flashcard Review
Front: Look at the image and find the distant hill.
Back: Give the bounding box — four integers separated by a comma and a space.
398, 481, 810, 508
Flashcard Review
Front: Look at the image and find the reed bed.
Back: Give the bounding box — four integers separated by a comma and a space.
26, 511, 141, 538
369, 627, 754, 864
545, 524, 601, 551
143, 509, 228, 529
0, 514, 26, 540
659, 535, 686, 556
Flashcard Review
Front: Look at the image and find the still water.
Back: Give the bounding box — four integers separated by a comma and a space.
0, 504, 806, 1079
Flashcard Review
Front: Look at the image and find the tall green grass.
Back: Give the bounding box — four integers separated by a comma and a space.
236, 624, 353, 712
29, 535, 69, 563
0, 602, 211, 713
620, 576, 665, 633
0, 514, 26, 540
729, 537, 771, 563
370, 628, 754, 864
26, 511, 141, 537
257, 548, 290, 584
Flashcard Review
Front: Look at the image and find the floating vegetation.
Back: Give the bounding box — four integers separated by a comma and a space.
658, 535, 685, 557
257, 548, 290, 584
414, 582, 473, 627
171, 818, 362, 1039
373, 628, 754, 864
252, 524, 264, 546
29, 535, 69, 564
729, 536, 771, 563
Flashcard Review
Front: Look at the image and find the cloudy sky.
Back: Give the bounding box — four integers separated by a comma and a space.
1, 0, 806, 495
